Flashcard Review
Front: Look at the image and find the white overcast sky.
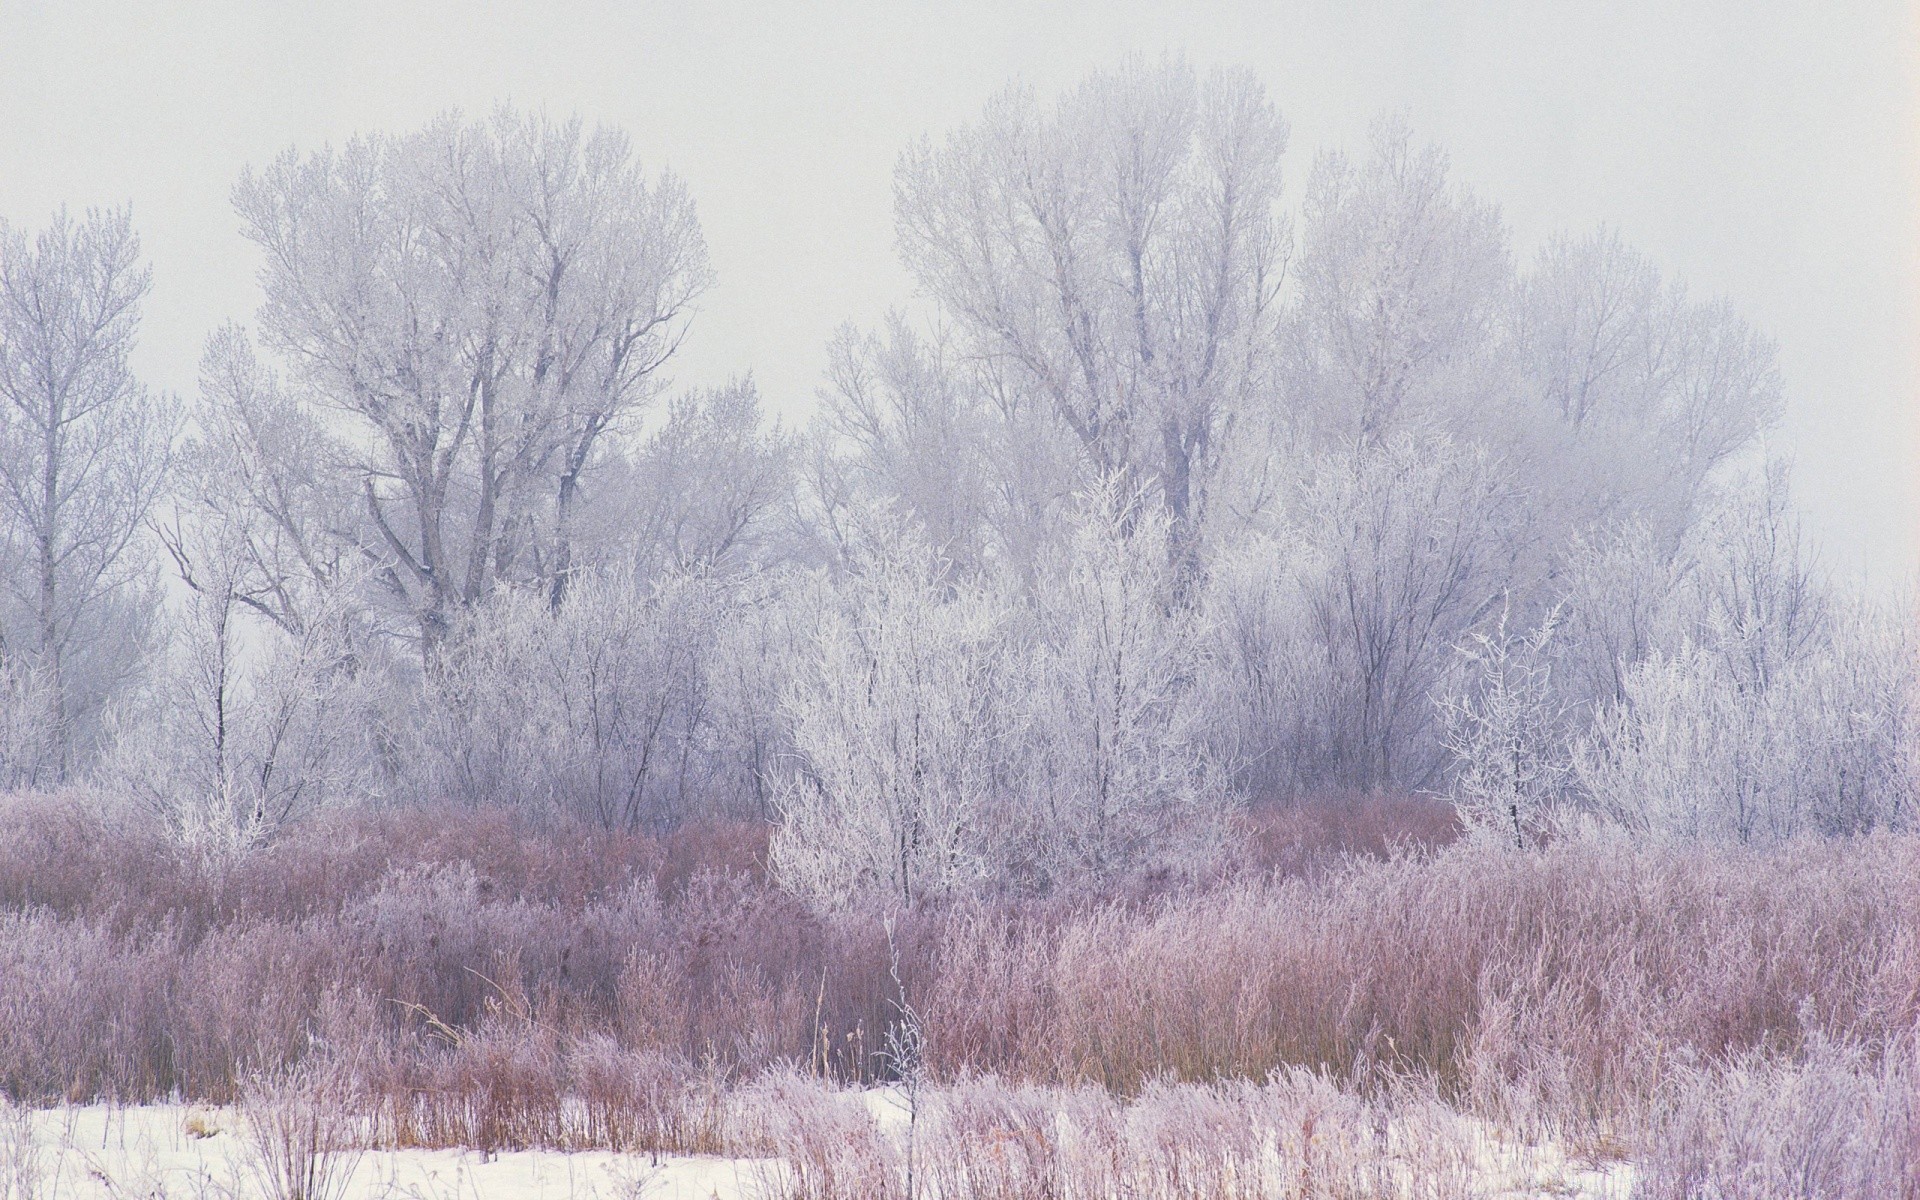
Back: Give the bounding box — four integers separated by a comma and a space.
2, 1, 1915, 586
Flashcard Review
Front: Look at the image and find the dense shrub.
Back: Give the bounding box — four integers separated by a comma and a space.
0, 794, 1912, 1169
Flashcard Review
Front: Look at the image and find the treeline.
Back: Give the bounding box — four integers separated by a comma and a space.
0, 61, 1912, 904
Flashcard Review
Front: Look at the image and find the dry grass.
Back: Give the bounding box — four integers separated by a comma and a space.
1638, 1035, 1920, 1199
0, 790, 1912, 1180
740, 1072, 1490, 1200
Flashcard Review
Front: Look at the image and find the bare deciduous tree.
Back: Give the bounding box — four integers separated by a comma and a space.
0, 208, 173, 781
896, 58, 1290, 582
771, 532, 1019, 907
230, 108, 711, 656
1283, 119, 1510, 448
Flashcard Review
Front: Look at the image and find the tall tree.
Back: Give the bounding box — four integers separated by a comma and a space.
0, 208, 171, 781
223, 108, 711, 655
1513, 227, 1781, 542
895, 58, 1289, 583
1282, 119, 1511, 448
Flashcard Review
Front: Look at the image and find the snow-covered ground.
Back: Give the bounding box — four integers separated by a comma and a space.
0, 1105, 761, 1200
1, 1099, 1633, 1199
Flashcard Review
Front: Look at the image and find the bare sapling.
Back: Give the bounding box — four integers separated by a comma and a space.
879, 919, 928, 1200
241, 1058, 367, 1200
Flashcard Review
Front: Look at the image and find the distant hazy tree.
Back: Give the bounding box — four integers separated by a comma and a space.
169, 326, 361, 641
229, 108, 710, 656
606, 378, 793, 581
814, 316, 1082, 590
1513, 228, 1781, 540
0, 208, 172, 781
1282, 120, 1510, 448
820, 320, 999, 577
1283, 436, 1528, 791
896, 57, 1290, 581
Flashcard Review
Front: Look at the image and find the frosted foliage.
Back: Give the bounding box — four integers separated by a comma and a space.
1, 73, 1908, 896
1441, 606, 1569, 848
1285, 119, 1510, 445
1515, 230, 1780, 538
1199, 437, 1535, 799
769, 494, 1231, 903
110, 561, 376, 860
820, 321, 1004, 579
1282, 437, 1526, 792
896, 58, 1289, 569
180, 326, 423, 640
606, 379, 792, 581
1553, 519, 1691, 714
1563, 467, 1916, 843
771, 537, 1017, 907
0, 209, 172, 780
0, 658, 57, 789
415, 570, 758, 830
230, 108, 711, 651
1019, 496, 1221, 885
1576, 608, 1917, 844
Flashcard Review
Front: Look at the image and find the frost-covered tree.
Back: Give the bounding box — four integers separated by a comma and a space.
819, 320, 1001, 577
771, 533, 1020, 907
1018, 491, 1222, 885
1787, 595, 1918, 836
113, 539, 375, 858
0, 208, 173, 781
1513, 228, 1780, 540
0, 653, 56, 789
604, 378, 793, 581
1685, 463, 1824, 695
1196, 528, 1301, 801
169, 326, 361, 641
414, 569, 748, 830
1553, 518, 1693, 716
1575, 644, 1774, 843
1571, 472, 1914, 842
896, 57, 1290, 579
1576, 624, 1916, 845
1283, 119, 1510, 448
813, 316, 1083, 590
1440, 603, 1568, 847
229, 108, 711, 654
1281, 436, 1529, 791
